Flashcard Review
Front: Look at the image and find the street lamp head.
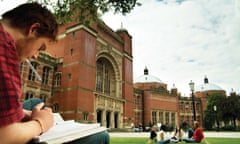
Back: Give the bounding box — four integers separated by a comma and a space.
189, 80, 195, 91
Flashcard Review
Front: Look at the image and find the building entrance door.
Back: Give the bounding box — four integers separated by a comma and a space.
97, 110, 102, 125
106, 111, 111, 128
114, 112, 118, 128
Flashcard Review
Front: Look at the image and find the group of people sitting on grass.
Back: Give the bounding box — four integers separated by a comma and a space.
147, 121, 204, 144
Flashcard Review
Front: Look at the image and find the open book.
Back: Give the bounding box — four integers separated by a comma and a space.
34, 113, 106, 144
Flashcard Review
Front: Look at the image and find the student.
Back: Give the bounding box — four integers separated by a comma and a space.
0, 3, 58, 143
147, 125, 158, 144
158, 125, 171, 144
183, 121, 204, 143
171, 125, 184, 143
0, 3, 110, 144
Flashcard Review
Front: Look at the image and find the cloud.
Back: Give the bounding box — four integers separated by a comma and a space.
102, 0, 240, 95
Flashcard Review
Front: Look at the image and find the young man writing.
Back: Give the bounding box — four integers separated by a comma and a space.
0, 3, 59, 143
0, 3, 110, 144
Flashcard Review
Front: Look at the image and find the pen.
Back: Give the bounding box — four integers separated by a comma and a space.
26, 59, 42, 82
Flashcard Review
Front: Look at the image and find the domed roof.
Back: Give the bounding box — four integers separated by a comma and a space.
195, 77, 224, 92
134, 67, 165, 84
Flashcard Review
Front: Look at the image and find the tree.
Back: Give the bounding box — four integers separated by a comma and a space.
204, 93, 225, 130
221, 94, 240, 129
26, 0, 141, 24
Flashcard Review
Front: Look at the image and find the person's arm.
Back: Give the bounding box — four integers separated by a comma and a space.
0, 120, 42, 144
0, 103, 54, 144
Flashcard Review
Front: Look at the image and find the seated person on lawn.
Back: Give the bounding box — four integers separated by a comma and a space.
183, 121, 204, 143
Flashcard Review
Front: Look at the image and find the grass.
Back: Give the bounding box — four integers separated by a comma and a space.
110, 137, 240, 144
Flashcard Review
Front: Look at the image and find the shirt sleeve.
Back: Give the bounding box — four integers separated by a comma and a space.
0, 24, 24, 127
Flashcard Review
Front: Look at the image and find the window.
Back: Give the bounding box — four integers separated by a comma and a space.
42, 66, 50, 85
96, 61, 103, 92
135, 112, 141, 126
25, 92, 34, 100
165, 112, 169, 124
96, 58, 115, 96
53, 103, 59, 112
68, 73, 72, 80
28, 62, 38, 81
159, 112, 163, 123
135, 94, 142, 108
171, 112, 175, 125
70, 48, 74, 56
196, 102, 200, 111
152, 111, 157, 124
54, 73, 62, 86
40, 94, 47, 103
83, 112, 89, 121
180, 102, 184, 110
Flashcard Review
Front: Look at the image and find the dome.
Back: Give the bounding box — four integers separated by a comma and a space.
134, 67, 165, 84
195, 77, 224, 92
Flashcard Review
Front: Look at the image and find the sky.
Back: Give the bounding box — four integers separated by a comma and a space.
1, 0, 240, 96
101, 0, 240, 96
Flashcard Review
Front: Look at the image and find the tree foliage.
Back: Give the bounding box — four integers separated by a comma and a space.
204, 92, 240, 130
221, 94, 240, 128
27, 0, 141, 24
204, 93, 225, 130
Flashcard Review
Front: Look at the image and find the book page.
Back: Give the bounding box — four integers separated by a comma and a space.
36, 113, 106, 143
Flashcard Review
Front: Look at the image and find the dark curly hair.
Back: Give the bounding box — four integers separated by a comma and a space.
2, 3, 58, 41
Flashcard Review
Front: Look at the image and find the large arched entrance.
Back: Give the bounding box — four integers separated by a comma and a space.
95, 54, 123, 128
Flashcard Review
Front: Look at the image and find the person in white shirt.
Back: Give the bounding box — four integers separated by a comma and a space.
158, 125, 170, 144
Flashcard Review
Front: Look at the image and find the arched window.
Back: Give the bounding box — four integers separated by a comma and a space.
96, 58, 115, 96
42, 66, 50, 85
28, 62, 38, 81
25, 91, 34, 100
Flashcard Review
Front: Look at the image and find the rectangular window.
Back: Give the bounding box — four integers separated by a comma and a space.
83, 112, 88, 121
28, 62, 37, 81
25, 92, 34, 100
54, 73, 62, 86
152, 111, 157, 124
68, 73, 72, 80
171, 112, 175, 125
40, 94, 47, 103
165, 112, 169, 124
159, 112, 163, 123
42, 67, 50, 85
70, 48, 74, 56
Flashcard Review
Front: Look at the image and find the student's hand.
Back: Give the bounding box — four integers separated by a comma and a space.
31, 103, 54, 134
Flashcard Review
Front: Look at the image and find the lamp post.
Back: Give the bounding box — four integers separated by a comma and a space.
189, 80, 196, 121
213, 105, 219, 131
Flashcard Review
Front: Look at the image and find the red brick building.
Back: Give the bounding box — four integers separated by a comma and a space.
21, 21, 134, 129
133, 67, 226, 129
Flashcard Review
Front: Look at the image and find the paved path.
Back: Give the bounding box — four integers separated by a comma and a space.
109, 131, 240, 138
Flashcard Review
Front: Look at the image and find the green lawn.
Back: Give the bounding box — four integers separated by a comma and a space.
110, 137, 240, 144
